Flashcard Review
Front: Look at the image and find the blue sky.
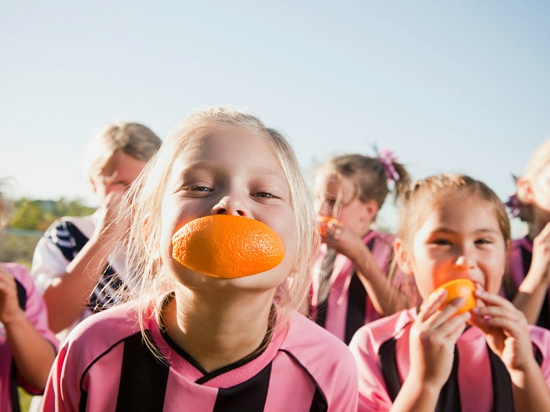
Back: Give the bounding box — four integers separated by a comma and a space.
1, 1, 549, 233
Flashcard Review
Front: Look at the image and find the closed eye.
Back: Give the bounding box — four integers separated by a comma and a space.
431, 238, 452, 246
475, 238, 493, 245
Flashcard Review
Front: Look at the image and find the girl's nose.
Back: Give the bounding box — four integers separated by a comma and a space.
212, 195, 248, 217
454, 255, 475, 270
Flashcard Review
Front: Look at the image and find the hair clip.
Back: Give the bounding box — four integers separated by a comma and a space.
377, 149, 400, 182
505, 193, 522, 218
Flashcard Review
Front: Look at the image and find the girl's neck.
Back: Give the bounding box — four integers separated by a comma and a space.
162, 285, 275, 372
528, 210, 550, 239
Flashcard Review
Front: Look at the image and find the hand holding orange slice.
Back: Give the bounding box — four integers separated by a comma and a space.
432, 278, 476, 314
317, 216, 342, 238
172, 215, 285, 279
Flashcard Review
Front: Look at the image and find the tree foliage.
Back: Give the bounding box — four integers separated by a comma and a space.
9, 198, 95, 231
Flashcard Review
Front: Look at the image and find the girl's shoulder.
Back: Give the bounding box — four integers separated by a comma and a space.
350, 309, 414, 352
1, 261, 30, 281
62, 300, 145, 366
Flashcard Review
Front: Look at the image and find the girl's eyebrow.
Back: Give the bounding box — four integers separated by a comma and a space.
430, 227, 500, 235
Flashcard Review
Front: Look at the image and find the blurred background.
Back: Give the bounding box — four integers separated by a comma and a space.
1, 1, 549, 244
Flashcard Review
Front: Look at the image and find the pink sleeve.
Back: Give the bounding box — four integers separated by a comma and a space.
349, 326, 393, 412
42, 342, 81, 412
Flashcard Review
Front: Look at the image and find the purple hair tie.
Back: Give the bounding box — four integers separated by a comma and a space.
505, 193, 522, 218
377, 149, 400, 182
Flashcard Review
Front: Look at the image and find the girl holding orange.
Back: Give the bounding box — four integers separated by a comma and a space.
310, 151, 418, 344
505, 139, 550, 329
350, 173, 550, 411
42, 107, 358, 411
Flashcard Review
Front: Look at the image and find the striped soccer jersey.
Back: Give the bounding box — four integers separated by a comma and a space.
31, 212, 128, 341
0, 263, 58, 412
310, 230, 419, 344
42, 300, 358, 412
506, 236, 550, 329
349, 308, 550, 412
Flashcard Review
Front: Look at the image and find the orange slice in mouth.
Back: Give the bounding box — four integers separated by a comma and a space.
433, 278, 476, 314
172, 215, 285, 278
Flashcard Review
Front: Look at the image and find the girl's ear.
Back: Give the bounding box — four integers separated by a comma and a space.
394, 238, 413, 275
517, 178, 534, 204
362, 199, 379, 222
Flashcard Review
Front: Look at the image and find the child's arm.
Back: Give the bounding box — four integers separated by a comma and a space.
513, 222, 550, 324
390, 291, 470, 412
470, 289, 550, 412
324, 223, 409, 316
0, 265, 57, 390
41, 190, 126, 333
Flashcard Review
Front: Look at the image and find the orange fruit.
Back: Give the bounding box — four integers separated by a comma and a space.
317, 216, 342, 237
433, 278, 476, 314
172, 215, 285, 279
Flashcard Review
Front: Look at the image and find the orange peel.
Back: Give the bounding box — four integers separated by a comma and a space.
432, 278, 476, 314
172, 215, 285, 279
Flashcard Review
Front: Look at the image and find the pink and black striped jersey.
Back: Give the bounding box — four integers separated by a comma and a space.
349, 308, 550, 412
43, 299, 358, 411
505, 236, 550, 329
310, 230, 419, 344
0, 262, 58, 412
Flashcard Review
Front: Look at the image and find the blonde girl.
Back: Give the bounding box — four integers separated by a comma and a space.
506, 139, 550, 329
310, 151, 419, 343
31, 122, 162, 340
350, 173, 550, 411
42, 107, 358, 411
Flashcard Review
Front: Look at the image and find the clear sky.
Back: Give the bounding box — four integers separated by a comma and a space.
1, 1, 549, 233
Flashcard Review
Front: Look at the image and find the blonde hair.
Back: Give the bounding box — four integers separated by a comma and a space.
514, 139, 550, 223
316, 153, 410, 219
120, 106, 319, 349
85, 122, 162, 179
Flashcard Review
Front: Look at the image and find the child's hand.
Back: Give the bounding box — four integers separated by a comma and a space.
0, 265, 24, 325
322, 220, 366, 262
408, 289, 470, 390
93, 190, 128, 245
470, 288, 535, 372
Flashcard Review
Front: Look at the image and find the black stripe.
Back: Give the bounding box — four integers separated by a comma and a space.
88, 265, 125, 313
434, 347, 461, 412
10, 279, 27, 412
379, 338, 461, 411
344, 238, 375, 344
378, 338, 401, 401
314, 298, 328, 328
487, 345, 514, 412
344, 271, 367, 344
115, 331, 170, 412
279, 349, 328, 412
52, 221, 89, 261
213, 362, 271, 412
15, 279, 26, 310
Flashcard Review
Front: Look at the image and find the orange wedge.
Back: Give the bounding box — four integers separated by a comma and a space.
433, 278, 476, 314
172, 215, 285, 278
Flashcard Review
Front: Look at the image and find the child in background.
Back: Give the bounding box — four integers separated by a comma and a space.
30, 122, 162, 340
0, 181, 58, 412
350, 173, 550, 411
42, 107, 358, 411
309, 151, 418, 344
505, 139, 550, 329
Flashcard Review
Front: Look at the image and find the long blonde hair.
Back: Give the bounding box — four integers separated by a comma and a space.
120, 106, 319, 347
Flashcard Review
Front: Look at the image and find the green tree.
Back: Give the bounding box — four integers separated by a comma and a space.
9, 198, 44, 230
